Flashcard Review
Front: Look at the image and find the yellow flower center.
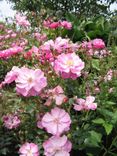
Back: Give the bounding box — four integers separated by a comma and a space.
66, 60, 74, 66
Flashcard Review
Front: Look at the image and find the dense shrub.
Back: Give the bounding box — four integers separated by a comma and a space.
0, 13, 117, 156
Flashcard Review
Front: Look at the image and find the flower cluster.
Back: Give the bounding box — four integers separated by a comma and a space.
0, 13, 107, 156
43, 19, 72, 30
38, 37, 78, 63
0, 46, 23, 59
15, 13, 30, 27
79, 38, 110, 58
41, 107, 72, 155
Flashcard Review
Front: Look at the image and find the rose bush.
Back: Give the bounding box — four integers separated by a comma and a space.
0, 14, 117, 156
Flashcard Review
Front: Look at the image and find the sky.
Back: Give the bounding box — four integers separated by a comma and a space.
0, 0, 117, 21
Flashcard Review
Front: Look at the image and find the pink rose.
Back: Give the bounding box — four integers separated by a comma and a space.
60, 21, 72, 30
4, 66, 20, 84
43, 135, 72, 156
54, 53, 85, 79
42, 107, 71, 136
15, 67, 47, 96
19, 142, 39, 156
92, 39, 105, 49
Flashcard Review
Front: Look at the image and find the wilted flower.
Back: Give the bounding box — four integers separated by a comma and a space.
73, 96, 97, 111
3, 114, 21, 129
43, 135, 72, 156
44, 85, 67, 106
42, 107, 71, 136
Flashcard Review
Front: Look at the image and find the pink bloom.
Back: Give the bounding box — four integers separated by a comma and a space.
53, 37, 69, 53
54, 53, 85, 79
44, 86, 67, 106
15, 13, 30, 27
43, 135, 72, 156
4, 66, 20, 84
19, 142, 39, 156
3, 114, 20, 129
11, 33, 17, 38
43, 19, 51, 28
108, 87, 114, 93
92, 39, 105, 49
0, 46, 23, 59
49, 22, 60, 29
34, 33, 47, 42
42, 37, 69, 53
42, 107, 71, 136
74, 96, 97, 111
15, 67, 47, 96
60, 21, 72, 30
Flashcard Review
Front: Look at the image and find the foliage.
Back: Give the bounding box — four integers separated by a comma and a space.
8, 0, 117, 18
0, 13, 117, 156
64, 13, 117, 45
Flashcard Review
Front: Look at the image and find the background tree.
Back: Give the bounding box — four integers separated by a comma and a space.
8, 0, 117, 18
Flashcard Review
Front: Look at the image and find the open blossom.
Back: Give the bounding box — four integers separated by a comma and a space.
54, 53, 85, 79
19, 142, 39, 156
15, 67, 47, 96
42, 107, 71, 136
3, 114, 21, 129
73, 96, 97, 111
43, 135, 72, 156
44, 85, 67, 106
15, 13, 30, 27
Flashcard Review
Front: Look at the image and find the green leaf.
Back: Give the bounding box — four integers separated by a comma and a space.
92, 59, 100, 71
92, 118, 105, 124
103, 123, 113, 135
84, 131, 102, 147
